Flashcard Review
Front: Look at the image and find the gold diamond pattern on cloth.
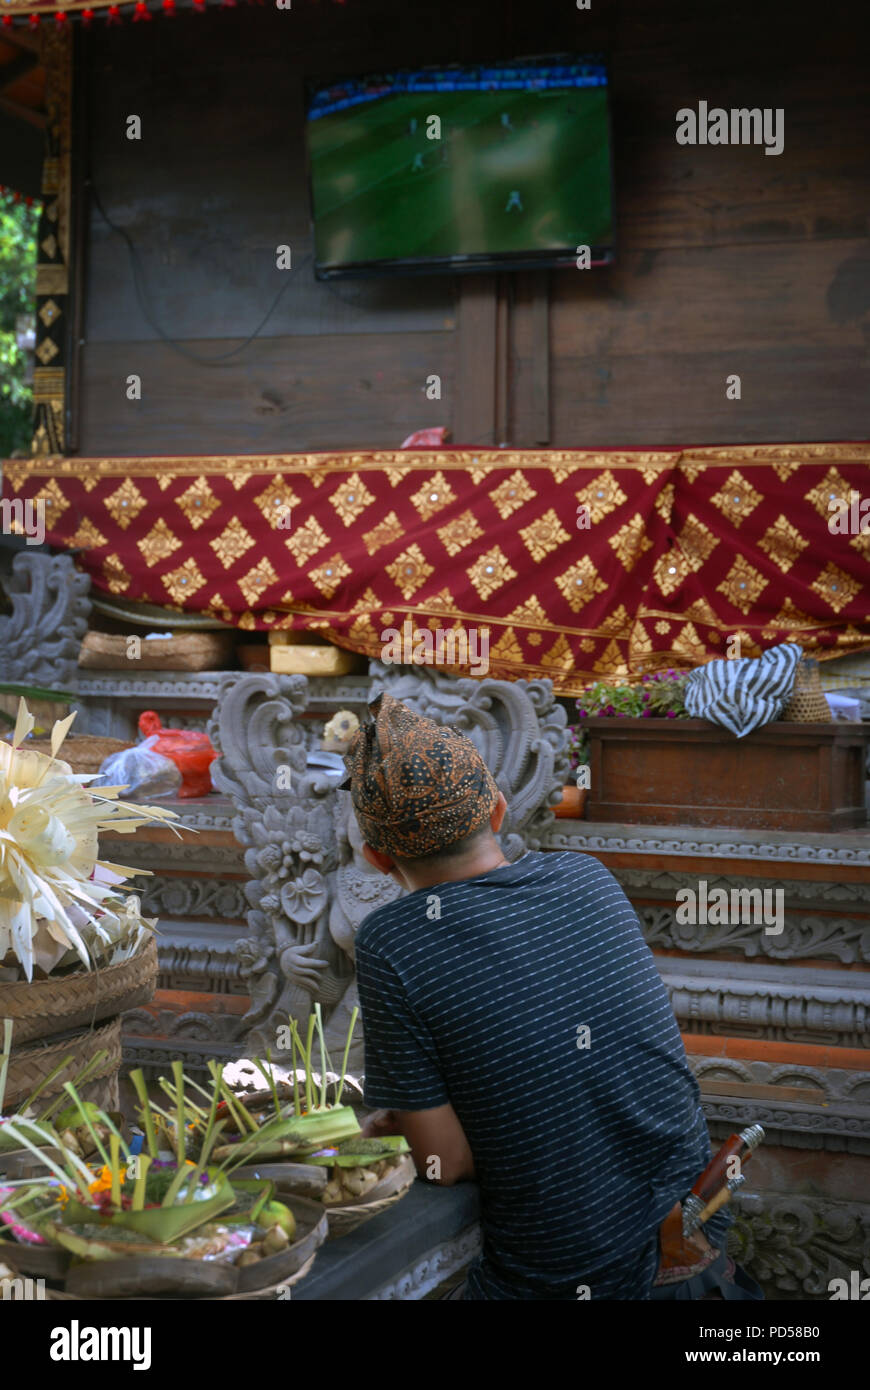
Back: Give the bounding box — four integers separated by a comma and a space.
598, 603, 631, 636
519, 508, 571, 562
655, 484, 675, 523
176, 477, 221, 530
351, 586, 383, 614
555, 556, 607, 612
138, 518, 183, 566
678, 513, 719, 573
331, 473, 375, 526
757, 514, 809, 573
466, 462, 496, 485
575, 471, 627, 525
467, 545, 517, 601
238, 557, 279, 606
489, 470, 536, 520
653, 549, 689, 597
33, 477, 70, 524
770, 460, 801, 482
411, 471, 457, 521
103, 552, 131, 595
308, 553, 352, 599
253, 476, 302, 526
386, 544, 435, 600
429, 587, 458, 612
70, 517, 107, 550
608, 513, 653, 571
211, 517, 256, 569
104, 478, 147, 529
162, 557, 207, 604
716, 555, 768, 614
804, 466, 852, 521
709, 470, 763, 528
594, 638, 628, 676
363, 511, 404, 555
541, 632, 574, 671
508, 594, 548, 626
672, 620, 708, 663
810, 562, 860, 614
437, 508, 484, 557
489, 627, 524, 664
286, 516, 330, 565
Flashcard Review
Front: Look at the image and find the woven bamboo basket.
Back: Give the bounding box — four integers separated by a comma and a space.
781, 659, 833, 722
324, 1154, 416, 1239
0, 935, 158, 1047
3, 1016, 122, 1111
23, 735, 131, 776
78, 630, 234, 671
7, 1196, 328, 1300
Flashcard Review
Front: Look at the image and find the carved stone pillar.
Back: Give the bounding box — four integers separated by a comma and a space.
0, 550, 91, 687
208, 666, 569, 1061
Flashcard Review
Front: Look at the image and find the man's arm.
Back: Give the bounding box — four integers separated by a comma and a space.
363, 1103, 475, 1186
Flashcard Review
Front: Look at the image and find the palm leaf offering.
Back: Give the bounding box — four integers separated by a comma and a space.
213, 1008, 412, 1208
0, 698, 182, 983
0, 1066, 311, 1285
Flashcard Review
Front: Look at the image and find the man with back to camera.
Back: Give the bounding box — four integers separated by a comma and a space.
342, 692, 744, 1300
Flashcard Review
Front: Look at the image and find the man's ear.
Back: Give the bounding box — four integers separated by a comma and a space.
490, 790, 507, 835
362, 842, 397, 876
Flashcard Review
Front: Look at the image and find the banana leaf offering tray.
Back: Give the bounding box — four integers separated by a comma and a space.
0, 1024, 327, 1298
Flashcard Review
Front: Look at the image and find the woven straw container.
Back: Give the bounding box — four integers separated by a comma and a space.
78, 630, 234, 671
0, 934, 158, 1047
3, 1015, 122, 1112
23, 735, 131, 776
781, 658, 833, 723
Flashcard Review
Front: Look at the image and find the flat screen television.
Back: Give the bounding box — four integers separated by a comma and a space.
306, 56, 614, 278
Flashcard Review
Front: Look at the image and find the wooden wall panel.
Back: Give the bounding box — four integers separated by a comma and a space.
75, 0, 870, 454
79, 331, 454, 454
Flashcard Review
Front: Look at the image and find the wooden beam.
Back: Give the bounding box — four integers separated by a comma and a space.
510, 270, 550, 446
0, 52, 38, 93
0, 94, 46, 130
454, 275, 498, 447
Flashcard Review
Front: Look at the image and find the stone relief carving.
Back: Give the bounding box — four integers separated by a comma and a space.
659, 966, 868, 1048
546, 826, 870, 867
207, 666, 568, 1058
731, 1192, 870, 1300
0, 550, 90, 686
636, 900, 870, 965
140, 878, 249, 922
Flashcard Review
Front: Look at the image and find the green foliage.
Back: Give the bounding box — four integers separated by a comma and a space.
0, 201, 39, 457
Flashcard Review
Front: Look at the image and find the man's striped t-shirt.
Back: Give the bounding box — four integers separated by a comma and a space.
354, 849, 728, 1300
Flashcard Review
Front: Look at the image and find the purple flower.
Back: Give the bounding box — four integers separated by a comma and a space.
641, 709, 652, 717
577, 708, 587, 718
666, 710, 677, 718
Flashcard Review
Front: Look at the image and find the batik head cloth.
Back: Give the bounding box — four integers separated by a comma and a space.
340, 691, 500, 858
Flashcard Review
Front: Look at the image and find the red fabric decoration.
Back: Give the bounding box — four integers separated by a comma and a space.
81, 8, 95, 22
132, 1, 153, 18
1, 16, 14, 28
54, 10, 68, 24
27, 13, 40, 27
162, 0, 176, 15
10, 447, 870, 696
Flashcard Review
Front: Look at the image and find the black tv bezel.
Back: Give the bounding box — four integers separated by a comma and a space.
304, 53, 616, 281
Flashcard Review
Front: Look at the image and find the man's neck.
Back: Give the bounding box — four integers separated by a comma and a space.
399, 839, 513, 893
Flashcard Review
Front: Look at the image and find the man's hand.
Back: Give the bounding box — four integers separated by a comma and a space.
360, 1109, 401, 1139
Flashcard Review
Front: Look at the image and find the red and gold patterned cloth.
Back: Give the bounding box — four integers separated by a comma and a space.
6, 444, 869, 697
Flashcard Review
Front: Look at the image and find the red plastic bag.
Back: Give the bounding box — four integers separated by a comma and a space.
137, 711, 217, 799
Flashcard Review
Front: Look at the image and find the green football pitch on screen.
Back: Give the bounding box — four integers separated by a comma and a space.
308, 87, 612, 269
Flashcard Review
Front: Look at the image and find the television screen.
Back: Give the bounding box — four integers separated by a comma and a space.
306, 57, 614, 278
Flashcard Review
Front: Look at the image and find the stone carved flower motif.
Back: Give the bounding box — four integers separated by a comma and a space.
280, 868, 328, 925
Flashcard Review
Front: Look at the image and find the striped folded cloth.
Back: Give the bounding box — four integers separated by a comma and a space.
684, 642, 802, 738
